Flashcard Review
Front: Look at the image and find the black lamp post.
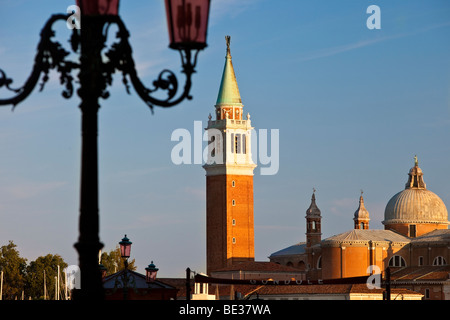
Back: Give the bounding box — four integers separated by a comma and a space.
0, 0, 210, 300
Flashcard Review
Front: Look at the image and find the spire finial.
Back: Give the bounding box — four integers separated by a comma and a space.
225, 35, 231, 57
311, 187, 317, 201
414, 155, 418, 167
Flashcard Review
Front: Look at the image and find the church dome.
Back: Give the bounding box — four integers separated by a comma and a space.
384, 189, 448, 224
383, 157, 448, 226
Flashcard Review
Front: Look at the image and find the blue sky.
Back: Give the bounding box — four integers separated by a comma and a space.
0, 0, 449, 278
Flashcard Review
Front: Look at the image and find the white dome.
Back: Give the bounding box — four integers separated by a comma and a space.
383, 159, 448, 226
383, 188, 448, 225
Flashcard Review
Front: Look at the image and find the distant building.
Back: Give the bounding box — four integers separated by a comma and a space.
201, 36, 448, 300
103, 269, 177, 300
270, 159, 450, 300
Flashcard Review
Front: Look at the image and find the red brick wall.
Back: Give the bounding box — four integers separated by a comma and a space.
206, 174, 254, 274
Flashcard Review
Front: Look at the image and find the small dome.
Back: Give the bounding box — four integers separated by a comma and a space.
354, 194, 370, 220
306, 190, 321, 217
383, 157, 448, 226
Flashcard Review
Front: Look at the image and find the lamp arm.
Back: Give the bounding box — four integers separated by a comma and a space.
0, 14, 200, 112
106, 16, 199, 112
0, 14, 78, 108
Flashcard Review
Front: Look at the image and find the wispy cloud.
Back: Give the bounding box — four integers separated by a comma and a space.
183, 187, 204, 200
298, 21, 450, 62
209, 0, 262, 25
330, 197, 356, 216
0, 180, 67, 200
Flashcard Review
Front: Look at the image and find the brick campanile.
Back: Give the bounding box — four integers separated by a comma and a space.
203, 36, 257, 275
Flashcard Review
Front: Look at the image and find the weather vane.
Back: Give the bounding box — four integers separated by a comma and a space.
226, 35, 231, 55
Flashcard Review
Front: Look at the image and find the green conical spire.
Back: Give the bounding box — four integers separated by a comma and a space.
216, 36, 242, 106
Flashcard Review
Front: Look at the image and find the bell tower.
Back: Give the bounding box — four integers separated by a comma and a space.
306, 189, 322, 247
204, 36, 257, 274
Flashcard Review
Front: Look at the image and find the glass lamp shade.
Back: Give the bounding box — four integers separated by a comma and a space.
165, 0, 211, 50
145, 261, 159, 283
119, 235, 132, 259
98, 264, 107, 278
76, 0, 120, 15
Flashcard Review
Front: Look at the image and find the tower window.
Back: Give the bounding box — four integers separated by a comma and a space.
242, 134, 246, 154
418, 256, 424, 266
210, 135, 215, 157
232, 180, 235, 187
231, 133, 234, 153
235, 134, 241, 153
232, 219, 236, 226
232, 237, 236, 244
232, 199, 236, 206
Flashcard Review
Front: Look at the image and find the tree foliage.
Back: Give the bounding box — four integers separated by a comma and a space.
0, 241, 138, 300
0, 241, 68, 300
25, 254, 68, 300
100, 245, 136, 275
0, 241, 27, 300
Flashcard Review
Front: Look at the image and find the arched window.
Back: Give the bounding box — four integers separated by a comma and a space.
297, 261, 306, 271
316, 256, 322, 269
433, 256, 447, 266
388, 255, 406, 267
234, 134, 241, 153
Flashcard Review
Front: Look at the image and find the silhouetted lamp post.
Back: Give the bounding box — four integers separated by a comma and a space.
0, 0, 210, 300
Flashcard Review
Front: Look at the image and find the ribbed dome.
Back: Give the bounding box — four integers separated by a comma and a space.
383, 158, 448, 225
384, 188, 448, 224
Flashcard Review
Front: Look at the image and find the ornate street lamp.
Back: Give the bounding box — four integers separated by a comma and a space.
118, 234, 133, 300
145, 261, 159, 283
119, 235, 132, 262
0, 0, 210, 300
